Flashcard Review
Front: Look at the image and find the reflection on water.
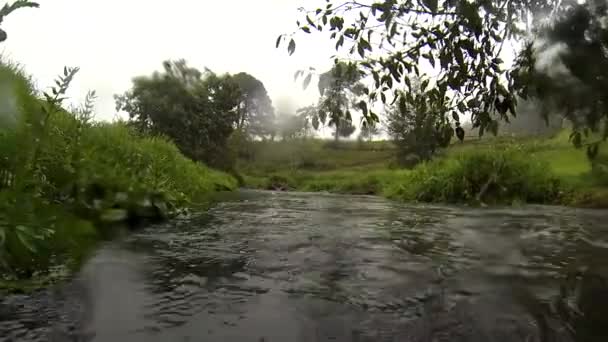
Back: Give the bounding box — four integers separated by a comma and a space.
1, 190, 608, 341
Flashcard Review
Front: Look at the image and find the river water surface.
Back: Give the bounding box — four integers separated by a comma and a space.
2, 190, 608, 342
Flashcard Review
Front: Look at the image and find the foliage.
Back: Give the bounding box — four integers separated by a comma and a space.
512, 1, 608, 157
0, 1, 39, 43
387, 149, 561, 204
299, 62, 368, 140
232, 72, 275, 139
277, 111, 310, 140
386, 87, 455, 166
280, 0, 607, 154
115, 59, 240, 170
237, 139, 395, 176
335, 117, 356, 139
0, 58, 236, 279
239, 132, 608, 207
359, 121, 380, 141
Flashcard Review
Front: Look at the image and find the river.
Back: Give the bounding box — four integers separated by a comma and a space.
1, 190, 608, 342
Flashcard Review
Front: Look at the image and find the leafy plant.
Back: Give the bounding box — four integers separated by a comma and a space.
115, 60, 241, 170
388, 148, 561, 204
0, 1, 39, 43
386, 84, 455, 166
280, 0, 608, 156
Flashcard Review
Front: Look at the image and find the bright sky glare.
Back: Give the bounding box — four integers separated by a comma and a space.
1, 0, 335, 121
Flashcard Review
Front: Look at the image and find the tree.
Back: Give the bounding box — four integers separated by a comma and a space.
114, 60, 240, 169
335, 118, 356, 139
306, 62, 367, 140
279, 0, 608, 157
359, 122, 380, 142
387, 88, 454, 166
277, 112, 309, 140
232, 72, 275, 140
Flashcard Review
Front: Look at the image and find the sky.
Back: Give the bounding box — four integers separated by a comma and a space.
1, 0, 336, 122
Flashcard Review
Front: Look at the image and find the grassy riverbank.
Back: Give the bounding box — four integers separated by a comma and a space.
239, 132, 608, 208
0, 60, 236, 287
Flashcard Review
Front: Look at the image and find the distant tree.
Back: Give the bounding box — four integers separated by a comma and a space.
296, 105, 319, 136
114, 59, 240, 169
277, 112, 309, 140
232, 72, 275, 140
281, 0, 608, 159
335, 118, 356, 139
300, 62, 366, 141
386, 89, 454, 167
359, 123, 380, 142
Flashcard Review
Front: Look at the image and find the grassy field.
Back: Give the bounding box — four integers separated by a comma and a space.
238, 132, 608, 208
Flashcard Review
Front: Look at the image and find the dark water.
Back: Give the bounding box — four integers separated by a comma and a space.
2, 190, 608, 342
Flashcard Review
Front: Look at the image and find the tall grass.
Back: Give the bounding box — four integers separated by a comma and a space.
385, 149, 561, 204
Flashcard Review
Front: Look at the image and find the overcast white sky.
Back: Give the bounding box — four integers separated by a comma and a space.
1, 0, 336, 121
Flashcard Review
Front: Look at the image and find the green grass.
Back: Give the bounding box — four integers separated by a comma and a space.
239, 133, 608, 208
238, 139, 396, 176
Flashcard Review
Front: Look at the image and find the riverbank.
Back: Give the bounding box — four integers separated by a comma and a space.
0, 60, 237, 290
239, 133, 608, 208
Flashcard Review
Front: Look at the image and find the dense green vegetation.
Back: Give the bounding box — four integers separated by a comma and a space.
2, 0, 608, 292
0, 53, 236, 283
239, 132, 608, 208
282, 0, 608, 156
0, 0, 245, 289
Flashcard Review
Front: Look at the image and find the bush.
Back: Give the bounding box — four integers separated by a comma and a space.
386, 148, 561, 204
0, 58, 237, 278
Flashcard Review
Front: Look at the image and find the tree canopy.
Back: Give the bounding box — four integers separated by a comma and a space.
335, 117, 357, 139
279, 0, 608, 157
114, 60, 240, 169
232, 72, 275, 140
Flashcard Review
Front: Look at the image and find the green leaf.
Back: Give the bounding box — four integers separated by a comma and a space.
452, 111, 459, 121
372, 71, 380, 88
312, 115, 320, 130
357, 44, 365, 58
336, 35, 344, 50
306, 15, 316, 28
276, 35, 282, 48
456, 126, 465, 141
422, 0, 438, 14
457, 102, 465, 112
303, 74, 312, 90
294, 70, 303, 82
359, 38, 372, 51
288, 39, 296, 55
357, 100, 368, 115
301, 26, 311, 33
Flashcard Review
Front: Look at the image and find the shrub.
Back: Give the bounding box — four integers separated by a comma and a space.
0, 58, 237, 278
386, 148, 561, 204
